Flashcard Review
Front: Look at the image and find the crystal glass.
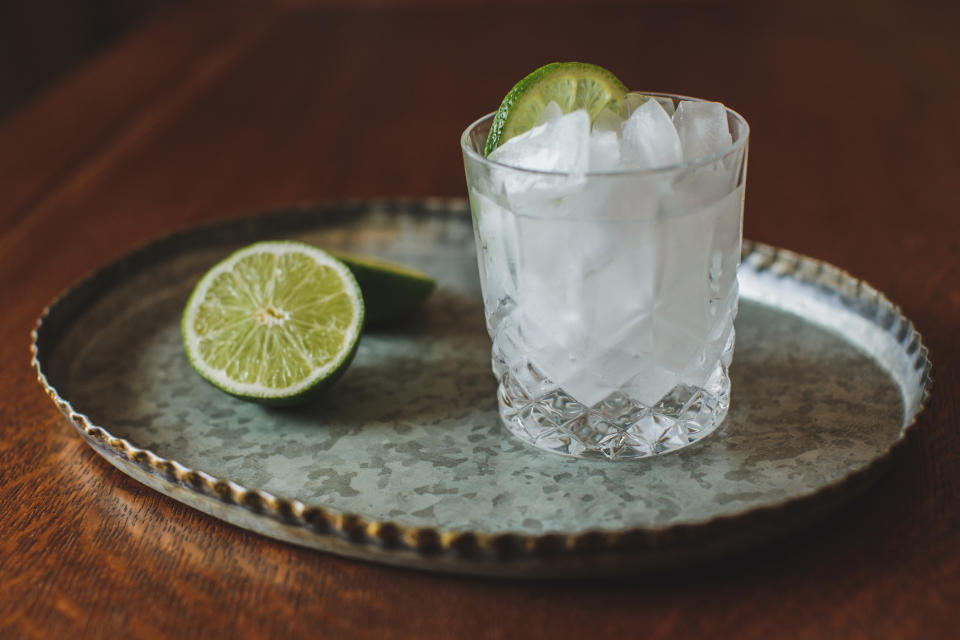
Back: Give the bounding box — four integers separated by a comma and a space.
460, 94, 749, 460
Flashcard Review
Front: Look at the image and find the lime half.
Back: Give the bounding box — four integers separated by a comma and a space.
331, 250, 436, 327
182, 241, 364, 405
484, 62, 629, 156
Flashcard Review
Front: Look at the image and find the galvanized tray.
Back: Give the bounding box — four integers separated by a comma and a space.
31, 199, 932, 578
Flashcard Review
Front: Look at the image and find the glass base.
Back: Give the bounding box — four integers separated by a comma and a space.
497, 360, 730, 461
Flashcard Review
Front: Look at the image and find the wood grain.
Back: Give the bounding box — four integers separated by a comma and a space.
1, 1, 958, 638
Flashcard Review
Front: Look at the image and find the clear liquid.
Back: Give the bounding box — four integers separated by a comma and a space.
470, 174, 743, 460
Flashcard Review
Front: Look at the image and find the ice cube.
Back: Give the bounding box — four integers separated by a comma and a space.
654, 206, 715, 341
469, 189, 519, 310
664, 140, 743, 215
545, 316, 665, 408
534, 100, 563, 127
588, 129, 621, 172
516, 213, 666, 406
585, 316, 657, 388
652, 95, 677, 117
619, 92, 650, 119
672, 100, 733, 162
620, 99, 683, 169
592, 106, 622, 134
555, 364, 622, 408
489, 109, 590, 174
578, 216, 660, 342
489, 109, 591, 211
621, 366, 681, 407
525, 323, 617, 408
509, 214, 617, 406
619, 93, 677, 119
706, 184, 744, 297
512, 215, 572, 337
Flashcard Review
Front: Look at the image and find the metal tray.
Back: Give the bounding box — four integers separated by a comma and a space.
31, 199, 932, 578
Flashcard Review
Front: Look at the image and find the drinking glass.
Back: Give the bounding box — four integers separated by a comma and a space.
461, 94, 749, 460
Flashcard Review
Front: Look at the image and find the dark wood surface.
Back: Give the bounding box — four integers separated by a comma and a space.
1, 1, 958, 637
0, 0, 173, 120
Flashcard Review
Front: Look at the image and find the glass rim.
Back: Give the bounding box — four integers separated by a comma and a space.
460, 92, 750, 178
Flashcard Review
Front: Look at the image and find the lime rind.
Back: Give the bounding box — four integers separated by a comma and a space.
483, 62, 629, 156
329, 250, 435, 284
329, 250, 436, 327
181, 241, 364, 405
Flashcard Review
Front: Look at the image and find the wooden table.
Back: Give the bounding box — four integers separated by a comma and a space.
2, 1, 957, 637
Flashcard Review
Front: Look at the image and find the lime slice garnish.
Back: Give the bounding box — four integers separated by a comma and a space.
484, 62, 629, 156
330, 250, 436, 327
181, 241, 364, 405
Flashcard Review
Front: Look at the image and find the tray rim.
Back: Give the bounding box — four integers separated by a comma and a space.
29, 198, 934, 576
